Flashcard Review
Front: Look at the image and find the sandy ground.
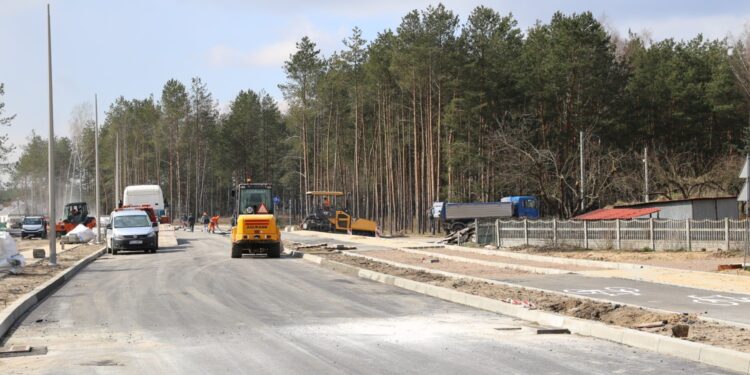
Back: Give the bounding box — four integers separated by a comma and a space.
423, 248, 604, 272
0, 244, 101, 310
311, 250, 750, 353
357, 249, 543, 280
509, 246, 746, 272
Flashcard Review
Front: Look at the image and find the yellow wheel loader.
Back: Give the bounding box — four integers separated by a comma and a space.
230, 182, 282, 258
301, 191, 378, 236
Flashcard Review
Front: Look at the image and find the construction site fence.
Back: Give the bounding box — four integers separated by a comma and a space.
475, 218, 750, 251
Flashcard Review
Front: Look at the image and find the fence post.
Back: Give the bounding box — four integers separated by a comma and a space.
552, 218, 557, 245
495, 219, 500, 248
583, 220, 588, 249
649, 218, 655, 250
725, 218, 730, 251
524, 218, 529, 246
686, 219, 691, 251
474, 219, 479, 244
616, 219, 621, 250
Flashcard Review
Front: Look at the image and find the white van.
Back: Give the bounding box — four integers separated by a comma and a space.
106, 210, 158, 255
123, 185, 166, 217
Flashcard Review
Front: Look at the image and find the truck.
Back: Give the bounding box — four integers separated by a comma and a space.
437, 196, 540, 233
230, 181, 282, 259
123, 185, 169, 222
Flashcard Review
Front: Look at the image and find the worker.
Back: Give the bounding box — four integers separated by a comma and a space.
188, 213, 195, 232
201, 212, 209, 232
209, 214, 220, 233
322, 197, 331, 211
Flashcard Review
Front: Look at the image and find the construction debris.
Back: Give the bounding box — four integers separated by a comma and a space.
32, 249, 45, 259
717, 264, 742, 271
0, 232, 25, 274
635, 321, 667, 329
437, 223, 476, 245
421, 257, 440, 264
536, 328, 570, 335
327, 244, 357, 250
296, 243, 328, 250
672, 324, 690, 338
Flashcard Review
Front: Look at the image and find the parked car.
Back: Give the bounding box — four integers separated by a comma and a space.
21, 216, 47, 239
7, 214, 24, 237
106, 210, 158, 255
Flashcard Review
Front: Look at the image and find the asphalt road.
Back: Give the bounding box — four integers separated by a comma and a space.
283, 231, 750, 326
0, 230, 731, 374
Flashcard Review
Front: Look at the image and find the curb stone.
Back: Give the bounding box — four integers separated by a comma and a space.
287, 248, 750, 374
0, 245, 107, 341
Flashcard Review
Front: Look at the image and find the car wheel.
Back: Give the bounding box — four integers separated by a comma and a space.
112, 248, 119, 255
267, 243, 281, 258
231, 245, 242, 259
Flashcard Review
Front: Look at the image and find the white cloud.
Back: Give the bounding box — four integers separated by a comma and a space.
208, 41, 296, 68
206, 16, 343, 69
616, 14, 750, 42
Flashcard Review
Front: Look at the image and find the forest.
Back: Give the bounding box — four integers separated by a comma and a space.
2, 5, 750, 234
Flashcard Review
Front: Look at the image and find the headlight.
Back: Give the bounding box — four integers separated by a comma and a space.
114, 235, 125, 240
147, 232, 155, 238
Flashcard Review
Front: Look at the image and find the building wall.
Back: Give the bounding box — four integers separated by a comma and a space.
651, 202, 693, 220
716, 199, 740, 219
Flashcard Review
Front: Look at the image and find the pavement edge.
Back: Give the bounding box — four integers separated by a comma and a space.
0, 245, 107, 341
288, 249, 750, 374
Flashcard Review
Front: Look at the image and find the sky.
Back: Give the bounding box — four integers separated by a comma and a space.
1, 0, 749, 163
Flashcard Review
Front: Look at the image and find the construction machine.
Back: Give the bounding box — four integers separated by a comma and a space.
302, 191, 378, 236
230, 181, 282, 258
55, 202, 96, 235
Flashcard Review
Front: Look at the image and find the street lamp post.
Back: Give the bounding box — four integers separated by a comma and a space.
95, 94, 101, 244
46, 4, 57, 266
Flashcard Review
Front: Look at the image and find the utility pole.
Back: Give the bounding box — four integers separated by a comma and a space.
95, 94, 101, 244
580, 130, 584, 212
46, 4, 57, 266
643, 147, 649, 202
115, 132, 120, 208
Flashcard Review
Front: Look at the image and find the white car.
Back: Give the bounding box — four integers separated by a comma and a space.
106, 210, 158, 255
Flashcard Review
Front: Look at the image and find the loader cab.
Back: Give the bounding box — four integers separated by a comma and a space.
233, 183, 274, 220
63, 202, 89, 224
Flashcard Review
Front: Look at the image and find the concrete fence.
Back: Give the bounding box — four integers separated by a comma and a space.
476, 218, 750, 251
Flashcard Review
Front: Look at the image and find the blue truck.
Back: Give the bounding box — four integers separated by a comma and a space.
434, 196, 540, 233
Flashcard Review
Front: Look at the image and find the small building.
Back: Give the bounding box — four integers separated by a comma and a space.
614, 197, 738, 220
574, 207, 660, 221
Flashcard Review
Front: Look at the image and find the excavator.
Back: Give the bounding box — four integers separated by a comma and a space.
302, 191, 378, 236
55, 202, 97, 235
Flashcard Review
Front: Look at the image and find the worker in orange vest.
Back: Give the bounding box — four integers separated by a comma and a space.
209, 214, 220, 233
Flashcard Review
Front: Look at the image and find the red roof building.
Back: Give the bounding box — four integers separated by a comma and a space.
574, 208, 660, 221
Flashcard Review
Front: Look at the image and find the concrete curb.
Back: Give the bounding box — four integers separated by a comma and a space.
398, 247, 575, 275
290, 249, 750, 374
0, 245, 107, 341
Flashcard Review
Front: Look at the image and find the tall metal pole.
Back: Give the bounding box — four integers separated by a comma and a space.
95, 94, 101, 244
745, 154, 750, 267
46, 4, 57, 266
644, 147, 649, 202
580, 130, 584, 212
115, 133, 120, 207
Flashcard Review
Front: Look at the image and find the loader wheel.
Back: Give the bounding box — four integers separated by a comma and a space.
267, 243, 281, 258
231, 245, 242, 259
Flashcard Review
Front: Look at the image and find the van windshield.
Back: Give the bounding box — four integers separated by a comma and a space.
113, 215, 151, 228
23, 218, 43, 225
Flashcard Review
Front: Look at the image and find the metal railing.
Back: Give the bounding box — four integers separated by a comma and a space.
475, 218, 748, 251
